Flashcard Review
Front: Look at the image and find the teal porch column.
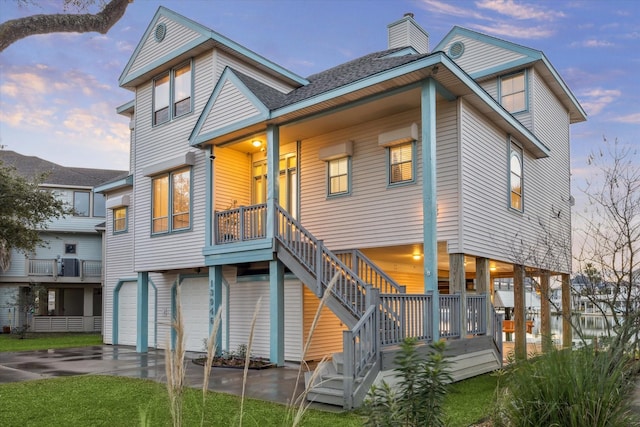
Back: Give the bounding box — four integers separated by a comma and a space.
209, 266, 223, 355
269, 259, 285, 366
266, 124, 280, 239
136, 272, 149, 353
422, 78, 439, 341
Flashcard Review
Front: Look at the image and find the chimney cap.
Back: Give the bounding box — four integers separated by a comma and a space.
404, 12, 414, 18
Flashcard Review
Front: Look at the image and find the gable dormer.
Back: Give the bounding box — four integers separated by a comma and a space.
434, 27, 586, 125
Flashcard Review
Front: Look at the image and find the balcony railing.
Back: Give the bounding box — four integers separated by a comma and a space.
214, 204, 267, 244
27, 259, 102, 280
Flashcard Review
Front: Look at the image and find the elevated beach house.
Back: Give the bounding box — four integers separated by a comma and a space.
98, 8, 585, 407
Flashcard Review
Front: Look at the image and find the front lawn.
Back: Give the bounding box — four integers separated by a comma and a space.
0, 333, 102, 352
0, 375, 364, 427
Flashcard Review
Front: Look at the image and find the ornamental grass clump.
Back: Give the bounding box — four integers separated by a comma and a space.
493, 345, 640, 427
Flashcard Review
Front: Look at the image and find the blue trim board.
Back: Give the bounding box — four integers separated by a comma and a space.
269, 260, 285, 366
205, 146, 213, 247
94, 175, 133, 193
116, 99, 134, 115
209, 266, 223, 356
421, 79, 439, 341
137, 272, 149, 353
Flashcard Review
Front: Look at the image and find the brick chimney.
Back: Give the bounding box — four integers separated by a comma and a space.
387, 13, 429, 54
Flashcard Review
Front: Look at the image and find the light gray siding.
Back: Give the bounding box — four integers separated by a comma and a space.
215, 51, 296, 93
199, 80, 261, 136
458, 98, 571, 272
103, 188, 135, 344
443, 34, 526, 76
128, 15, 202, 77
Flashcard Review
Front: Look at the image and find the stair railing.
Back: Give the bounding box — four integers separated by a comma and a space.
334, 249, 406, 294
274, 203, 369, 318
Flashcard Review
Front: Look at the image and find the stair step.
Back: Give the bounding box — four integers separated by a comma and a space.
306, 387, 344, 406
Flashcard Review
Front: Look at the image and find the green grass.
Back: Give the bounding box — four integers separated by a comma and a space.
0, 375, 363, 427
443, 374, 498, 426
0, 333, 102, 352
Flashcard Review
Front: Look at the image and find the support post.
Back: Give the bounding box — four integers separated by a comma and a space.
540, 270, 552, 353
209, 266, 223, 355
561, 273, 572, 349
513, 264, 526, 361
136, 272, 149, 353
449, 253, 466, 337
421, 78, 439, 341
269, 259, 285, 366
476, 257, 492, 336
266, 125, 280, 239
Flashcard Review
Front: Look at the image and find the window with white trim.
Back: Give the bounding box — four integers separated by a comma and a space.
152, 167, 191, 234
389, 142, 414, 184
500, 71, 526, 113
510, 143, 523, 211
153, 61, 192, 125
113, 207, 127, 233
328, 157, 350, 196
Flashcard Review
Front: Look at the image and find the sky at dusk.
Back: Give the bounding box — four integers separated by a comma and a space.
0, 0, 638, 209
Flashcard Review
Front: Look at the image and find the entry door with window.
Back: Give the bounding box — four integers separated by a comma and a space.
253, 154, 297, 219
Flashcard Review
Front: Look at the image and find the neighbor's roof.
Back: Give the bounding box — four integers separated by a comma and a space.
0, 150, 127, 187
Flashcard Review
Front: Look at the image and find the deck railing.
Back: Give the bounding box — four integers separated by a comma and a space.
214, 204, 267, 244
27, 259, 102, 280
467, 295, 487, 335
439, 294, 461, 338
380, 293, 432, 345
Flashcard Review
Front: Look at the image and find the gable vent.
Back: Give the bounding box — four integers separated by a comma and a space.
155, 23, 167, 42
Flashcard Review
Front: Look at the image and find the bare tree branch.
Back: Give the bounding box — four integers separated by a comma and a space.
0, 0, 132, 52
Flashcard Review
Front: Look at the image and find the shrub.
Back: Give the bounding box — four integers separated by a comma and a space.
363, 338, 452, 426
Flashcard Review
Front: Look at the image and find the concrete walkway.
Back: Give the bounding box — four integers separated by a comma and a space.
0, 345, 309, 407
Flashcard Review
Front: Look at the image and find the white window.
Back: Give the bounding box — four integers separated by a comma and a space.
152, 167, 191, 234
153, 61, 192, 125
113, 207, 127, 233
328, 157, 350, 196
500, 71, 526, 113
389, 142, 414, 185
510, 143, 523, 211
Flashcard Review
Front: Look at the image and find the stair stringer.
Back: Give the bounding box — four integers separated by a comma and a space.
276, 244, 358, 329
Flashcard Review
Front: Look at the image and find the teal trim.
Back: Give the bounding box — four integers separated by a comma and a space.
508, 137, 525, 213
149, 278, 158, 349
94, 175, 133, 193
112, 278, 137, 345
497, 69, 529, 114
265, 125, 280, 239
433, 80, 456, 101
469, 57, 534, 80
137, 272, 149, 353
205, 146, 213, 246
189, 67, 269, 145
116, 99, 134, 115
209, 266, 223, 356
434, 26, 542, 59
421, 79, 439, 341
120, 7, 306, 87
191, 116, 266, 146
269, 259, 285, 366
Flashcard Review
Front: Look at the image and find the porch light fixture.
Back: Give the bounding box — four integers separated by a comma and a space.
252, 140, 262, 147
412, 253, 422, 260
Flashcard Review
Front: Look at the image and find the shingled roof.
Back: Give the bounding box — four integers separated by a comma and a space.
231, 47, 431, 111
0, 150, 127, 187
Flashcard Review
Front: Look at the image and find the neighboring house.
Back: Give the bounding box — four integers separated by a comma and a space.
0, 150, 126, 333
99, 8, 585, 408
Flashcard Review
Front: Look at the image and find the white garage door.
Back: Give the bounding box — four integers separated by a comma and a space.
117, 281, 156, 347
181, 277, 210, 352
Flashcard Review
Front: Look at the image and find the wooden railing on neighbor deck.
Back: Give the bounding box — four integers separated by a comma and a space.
27, 259, 102, 280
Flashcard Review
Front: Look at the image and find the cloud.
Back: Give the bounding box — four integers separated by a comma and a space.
571, 39, 614, 47
418, 0, 488, 20
578, 88, 622, 115
470, 22, 555, 39
475, 0, 565, 21
613, 112, 640, 124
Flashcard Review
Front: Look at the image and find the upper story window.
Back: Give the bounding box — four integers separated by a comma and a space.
153, 61, 192, 125
93, 193, 106, 217
113, 207, 127, 233
152, 167, 191, 234
389, 142, 415, 185
328, 157, 350, 196
73, 191, 90, 217
500, 71, 526, 113
510, 142, 523, 211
